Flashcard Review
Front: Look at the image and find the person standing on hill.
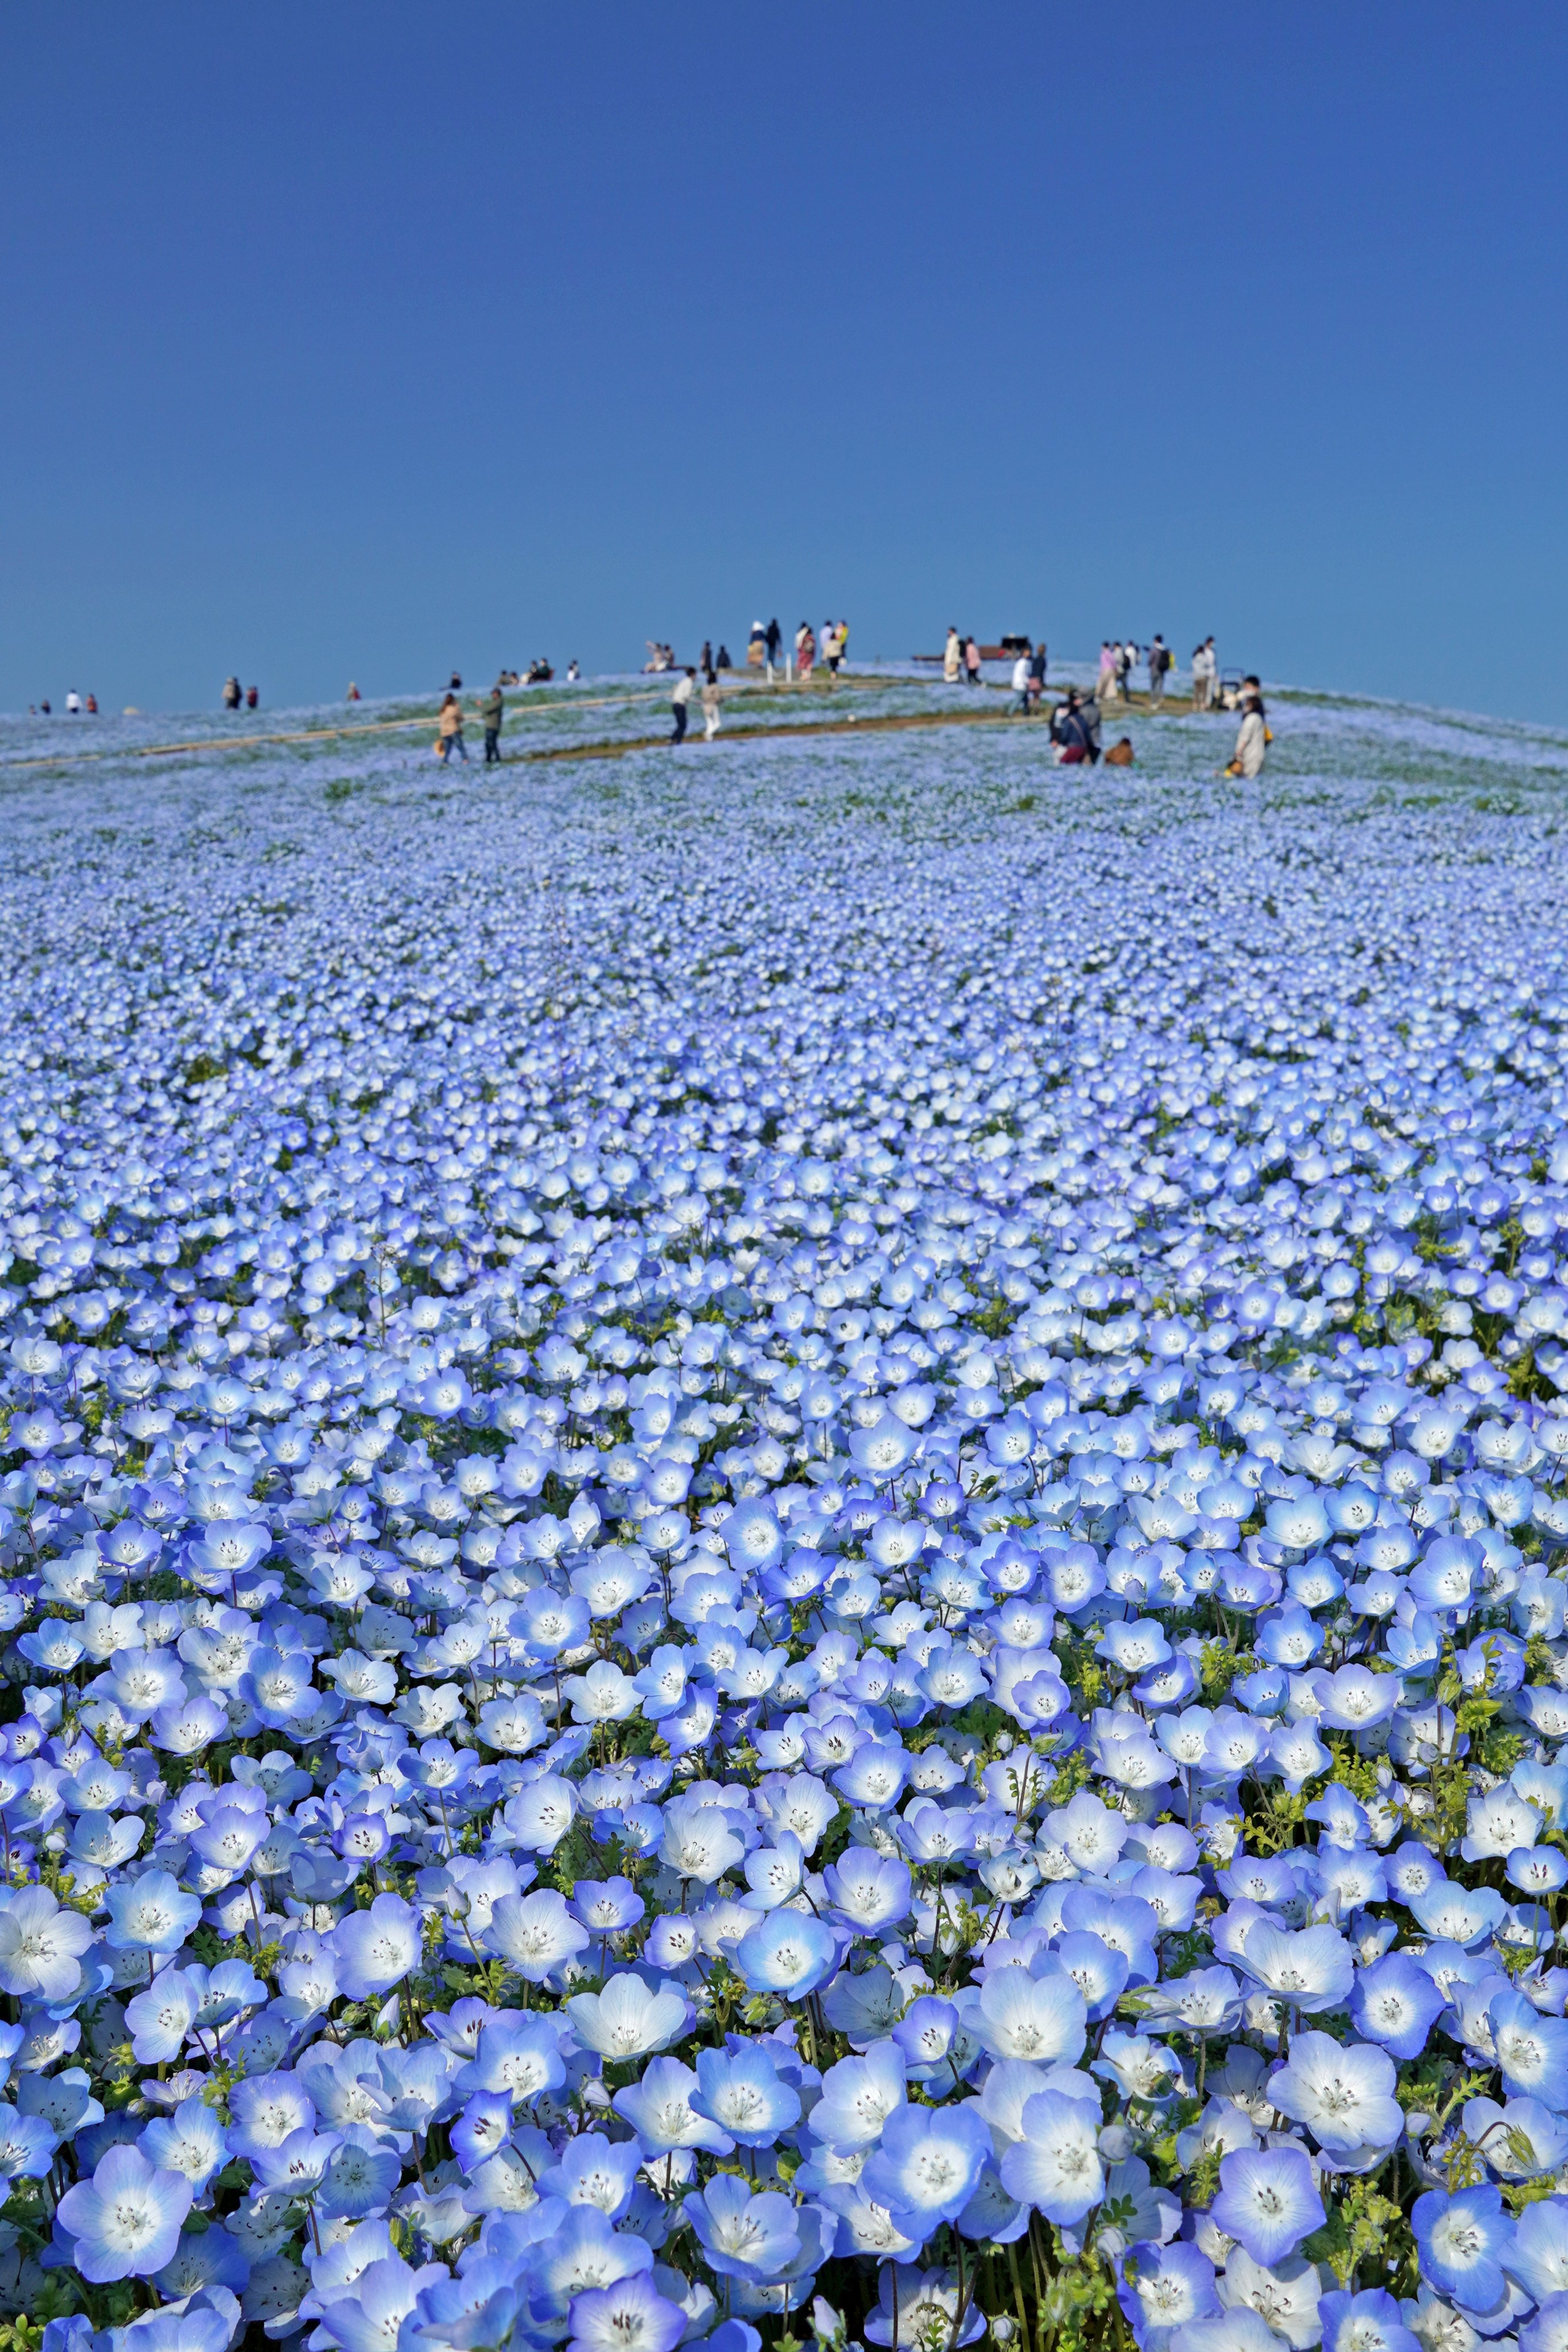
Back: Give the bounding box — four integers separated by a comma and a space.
943, 626, 962, 682
765, 617, 782, 681
702, 668, 722, 740
963, 635, 982, 686
1011, 647, 1031, 714
1028, 640, 1047, 714
796, 622, 816, 680
1098, 643, 1117, 701
438, 692, 466, 762
670, 666, 695, 744
479, 681, 505, 764
1148, 635, 1170, 702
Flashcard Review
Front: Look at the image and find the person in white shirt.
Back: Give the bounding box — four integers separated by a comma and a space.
65, 690, 82, 715
1191, 638, 1217, 710
1011, 652, 1030, 714
670, 667, 695, 744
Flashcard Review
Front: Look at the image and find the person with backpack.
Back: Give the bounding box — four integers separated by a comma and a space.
1148, 635, 1170, 702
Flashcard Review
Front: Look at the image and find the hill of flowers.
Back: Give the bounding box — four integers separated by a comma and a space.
5, 679, 1568, 2352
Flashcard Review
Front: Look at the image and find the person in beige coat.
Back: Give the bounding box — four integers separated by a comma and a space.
1230, 690, 1267, 778
437, 693, 467, 763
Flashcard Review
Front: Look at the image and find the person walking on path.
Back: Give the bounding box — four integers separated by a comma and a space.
796, 622, 816, 680
1148, 635, 1170, 702
699, 640, 713, 676
1011, 647, 1031, 714
963, 635, 982, 686
223, 676, 242, 710
943, 626, 962, 683
438, 692, 467, 762
1120, 640, 1137, 701
701, 668, 722, 740
765, 618, 782, 682
670, 666, 695, 743
479, 682, 505, 764
1228, 680, 1267, 777
1098, 642, 1117, 701
1028, 640, 1048, 715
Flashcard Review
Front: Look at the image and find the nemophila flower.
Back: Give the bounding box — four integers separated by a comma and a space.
485, 1887, 591, 1981
567, 1973, 689, 2061
735, 1908, 837, 1998
538, 2131, 646, 2219
1267, 2032, 1401, 2153
1117, 2238, 1221, 2351
1411, 2184, 1512, 2307
1408, 1880, 1507, 1948
861, 2102, 992, 2231
0, 1884, 94, 1999
56, 2142, 193, 2280
822, 1848, 912, 1932
0, 2103, 59, 2179
103, 1869, 201, 1956
998, 2088, 1105, 2225
1504, 2194, 1568, 2301
1520, 2296, 1568, 2352
1208, 2146, 1325, 2265
1317, 2288, 1423, 2352
965, 1966, 1087, 2064
683, 2175, 804, 2280
690, 2044, 800, 2145
320, 2253, 451, 2352
330, 1893, 420, 1999
1233, 1921, 1354, 2013
1350, 1952, 1449, 2059
1486, 1987, 1568, 2101
567, 2274, 688, 2352
810, 2042, 907, 2152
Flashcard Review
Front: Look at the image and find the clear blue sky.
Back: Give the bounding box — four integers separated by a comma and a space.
3, 2, 1565, 720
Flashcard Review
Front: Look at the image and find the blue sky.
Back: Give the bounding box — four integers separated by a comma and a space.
3, 2, 1565, 720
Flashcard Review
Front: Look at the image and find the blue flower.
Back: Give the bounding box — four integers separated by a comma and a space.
734, 1909, 838, 1999
1208, 2145, 1325, 2266
56, 2142, 193, 2281
1411, 2184, 1513, 2308
691, 2044, 801, 2146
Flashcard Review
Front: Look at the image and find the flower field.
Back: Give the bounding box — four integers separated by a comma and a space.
5, 678, 1568, 2352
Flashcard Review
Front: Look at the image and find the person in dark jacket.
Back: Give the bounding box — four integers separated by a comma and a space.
765, 617, 782, 681
1051, 690, 1101, 765
1148, 636, 1170, 702
479, 683, 505, 764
